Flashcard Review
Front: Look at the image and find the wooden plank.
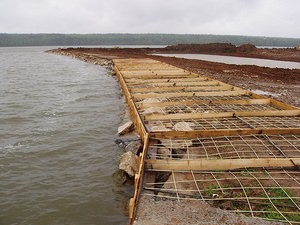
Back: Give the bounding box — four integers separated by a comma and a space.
114, 64, 148, 140
125, 77, 210, 84
235, 110, 300, 117
143, 110, 300, 121
129, 134, 150, 225
270, 99, 300, 110
150, 128, 300, 139
123, 69, 188, 74
144, 112, 234, 121
137, 98, 271, 108
145, 158, 300, 171
133, 90, 248, 100
130, 85, 234, 93
122, 74, 199, 79
128, 80, 220, 87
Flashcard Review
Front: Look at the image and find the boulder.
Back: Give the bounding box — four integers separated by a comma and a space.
173, 122, 194, 131
112, 169, 129, 185
150, 124, 171, 132
118, 121, 134, 135
143, 107, 165, 115
119, 151, 139, 177
157, 146, 171, 159
160, 139, 193, 149
125, 140, 142, 155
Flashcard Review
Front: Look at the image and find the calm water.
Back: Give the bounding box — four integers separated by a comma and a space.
155, 53, 300, 69
0, 47, 128, 225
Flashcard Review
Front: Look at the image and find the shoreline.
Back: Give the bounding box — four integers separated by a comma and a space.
47, 45, 300, 224
47, 45, 300, 108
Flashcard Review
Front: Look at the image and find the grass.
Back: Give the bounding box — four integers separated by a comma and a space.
203, 184, 218, 196
260, 187, 299, 222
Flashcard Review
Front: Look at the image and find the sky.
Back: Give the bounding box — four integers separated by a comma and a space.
0, 0, 299, 38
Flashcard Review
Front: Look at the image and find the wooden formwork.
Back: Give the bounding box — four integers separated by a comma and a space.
113, 58, 300, 224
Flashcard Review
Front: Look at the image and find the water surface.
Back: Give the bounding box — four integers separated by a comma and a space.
0, 47, 127, 225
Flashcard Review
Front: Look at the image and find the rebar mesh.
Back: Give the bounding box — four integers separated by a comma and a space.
141, 104, 280, 115
146, 116, 300, 131
148, 135, 300, 160
143, 169, 300, 224
136, 95, 253, 103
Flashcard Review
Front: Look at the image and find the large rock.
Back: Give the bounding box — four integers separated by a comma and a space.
125, 140, 142, 155
160, 139, 193, 149
150, 124, 171, 132
119, 151, 139, 177
118, 121, 134, 135
157, 146, 171, 159
112, 169, 129, 185
173, 122, 194, 131
143, 107, 165, 115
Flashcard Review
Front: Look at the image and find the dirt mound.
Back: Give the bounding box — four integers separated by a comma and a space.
237, 43, 257, 52
164, 43, 237, 54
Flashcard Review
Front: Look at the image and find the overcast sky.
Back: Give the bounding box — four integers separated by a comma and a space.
0, 0, 299, 38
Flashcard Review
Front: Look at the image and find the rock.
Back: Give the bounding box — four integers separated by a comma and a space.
161, 139, 193, 149
112, 169, 129, 185
119, 151, 139, 177
143, 107, 165, 115
118, 121, 134, 135
125, 140, 142, 155
141, 98, 167, 103
142, 98, 161, 103
157, 146, 171, 159
115, 137, 141, 147
172, 148, 187, 158
173, 122, 194, 131
150, 124, 171, 132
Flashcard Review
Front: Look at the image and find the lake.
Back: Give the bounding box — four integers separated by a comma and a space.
0, 47, 128, 225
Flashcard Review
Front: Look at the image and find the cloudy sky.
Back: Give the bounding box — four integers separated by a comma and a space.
0, 0, 299, 38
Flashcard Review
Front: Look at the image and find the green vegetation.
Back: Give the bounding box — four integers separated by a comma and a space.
260, 187, 300, 222
204, 184, 218, 196
1, 33, 300, 47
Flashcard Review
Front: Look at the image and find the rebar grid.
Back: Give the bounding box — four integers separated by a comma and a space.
147, 117, 250, 131
143, 169, 300, 224
157, 104, 280, 114
148, 135, 300, 160
146, 116, 300, 131
242, 117, 300, 129
136, 95, 252, 103
131, 87, 230, 94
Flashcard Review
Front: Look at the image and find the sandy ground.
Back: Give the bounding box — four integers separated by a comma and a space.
134, 195, 283, 225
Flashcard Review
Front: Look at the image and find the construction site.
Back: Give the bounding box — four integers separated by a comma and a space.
49, 45, 300, 224
113, 58, 300, 225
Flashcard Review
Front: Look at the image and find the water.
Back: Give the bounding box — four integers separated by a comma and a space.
0, 47, 128, 225
155, 53, 300, 69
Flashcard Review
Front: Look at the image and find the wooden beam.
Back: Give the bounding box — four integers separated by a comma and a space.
137, 98, 271, 108
133, 90, 248, 100
125, 77, 210, 84
130, 85, 234, 93
145, 158, 300, 171
128, 80, 220, 87
150, 128, 300, 139
143, 110, 300, 121
122, 74, 199, 79
270, 99, 300, 110
144, 112, 234, 121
